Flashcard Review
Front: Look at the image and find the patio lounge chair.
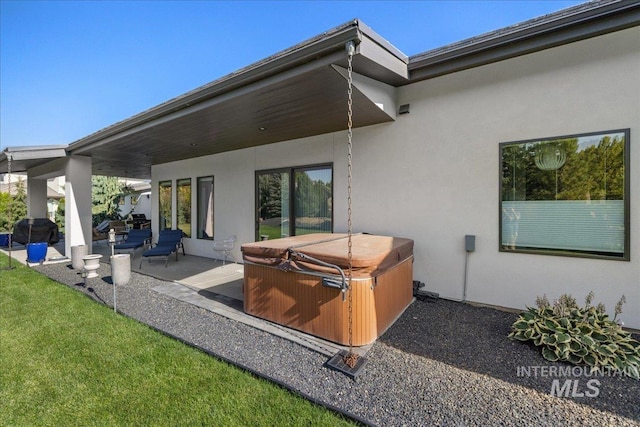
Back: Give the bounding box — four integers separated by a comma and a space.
114, 228, 152, 258
95, 220, 111, 233
140, 229, 185, 268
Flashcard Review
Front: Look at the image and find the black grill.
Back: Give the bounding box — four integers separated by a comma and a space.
12, 218, 60, 245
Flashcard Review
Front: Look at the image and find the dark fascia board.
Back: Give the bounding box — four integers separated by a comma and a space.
408, 0, 640, 82
357, 20, 408, 64
68, 19, 409, 154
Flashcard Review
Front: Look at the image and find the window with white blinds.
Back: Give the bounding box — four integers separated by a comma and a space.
500, 130, 629, 260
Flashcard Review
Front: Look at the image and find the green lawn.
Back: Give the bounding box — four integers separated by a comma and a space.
0, 254, 355, 426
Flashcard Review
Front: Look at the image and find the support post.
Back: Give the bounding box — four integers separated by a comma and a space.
64, 156, 93, 257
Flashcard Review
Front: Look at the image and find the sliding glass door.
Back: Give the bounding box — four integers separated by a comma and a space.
256, 164, 332, 241
294, 167, 332, 235
257, 170, 290, 240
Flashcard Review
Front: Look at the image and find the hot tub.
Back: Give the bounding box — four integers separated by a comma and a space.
241, 233, 414, 346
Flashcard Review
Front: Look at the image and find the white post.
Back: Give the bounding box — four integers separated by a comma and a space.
26, 176, 48, 219
64, 156, 92, 257
111, 254, 131, 314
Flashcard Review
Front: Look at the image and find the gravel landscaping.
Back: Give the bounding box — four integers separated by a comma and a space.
34, 261, 639, 426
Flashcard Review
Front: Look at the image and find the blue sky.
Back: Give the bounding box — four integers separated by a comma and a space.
1, 0, 583, 148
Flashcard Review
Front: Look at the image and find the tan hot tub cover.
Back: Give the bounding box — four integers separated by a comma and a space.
241, 233, 413, 277
241, 233, 414, 346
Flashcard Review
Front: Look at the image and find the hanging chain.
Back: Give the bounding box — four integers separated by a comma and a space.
7, 154, 13, 230
343, 41, 359, 369
4, 153, 16, 269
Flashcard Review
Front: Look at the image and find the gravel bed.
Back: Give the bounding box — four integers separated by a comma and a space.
34, 262, 640, 426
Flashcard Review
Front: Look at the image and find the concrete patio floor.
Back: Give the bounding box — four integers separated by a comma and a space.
1, 239, 372, 357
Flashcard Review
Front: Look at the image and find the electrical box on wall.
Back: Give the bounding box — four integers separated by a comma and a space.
465, 235, 476, 252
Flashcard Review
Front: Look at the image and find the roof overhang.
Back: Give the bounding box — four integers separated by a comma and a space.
0, 146, 68, 175
1, 20, 407, 179
63, 20, 408, 179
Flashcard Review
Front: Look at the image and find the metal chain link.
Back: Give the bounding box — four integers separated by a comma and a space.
7, 154, 12, 229
343, 41, 358, 369
4, 153, 16, 268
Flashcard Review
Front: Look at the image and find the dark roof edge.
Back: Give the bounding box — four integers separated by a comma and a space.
408, 0, 640, 81
67, 20, 366, 152
356, 19, 409, 64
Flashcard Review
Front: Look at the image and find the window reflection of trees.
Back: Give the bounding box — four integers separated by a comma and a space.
500, 131, 627, 259
502, 133, 625, 202
159, 181, 172, 231
256, 166, 332, 240
177, 178, 191, 237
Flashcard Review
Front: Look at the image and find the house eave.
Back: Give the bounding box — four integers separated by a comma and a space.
67, 19, 407, 155
0, 146, 69, 174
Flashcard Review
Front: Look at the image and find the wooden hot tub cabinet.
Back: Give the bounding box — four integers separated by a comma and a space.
241, 233, 414, 346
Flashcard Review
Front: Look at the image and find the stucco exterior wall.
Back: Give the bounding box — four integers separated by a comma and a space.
152, 133, 349, 261
361, 26, 640, 328
152, 26, 639, 328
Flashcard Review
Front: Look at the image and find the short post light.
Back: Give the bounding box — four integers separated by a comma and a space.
108, 228, 116, 257
108, 228, 117, 312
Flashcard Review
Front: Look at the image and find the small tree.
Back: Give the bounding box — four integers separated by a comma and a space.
0, 179, 27, 231
13, 180, 27, 221
0, 192, 11, 232
91, 176, 134, 225
55, 198, 65, 233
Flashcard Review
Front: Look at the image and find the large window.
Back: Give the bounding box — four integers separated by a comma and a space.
177, 178, 192, 238
158, 180, 172, 231
500, 129, 629, 260
256, 164, 332, 240
197, 176, 214, 240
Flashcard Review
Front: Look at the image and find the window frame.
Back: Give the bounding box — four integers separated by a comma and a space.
176, 178, 192, 238
255, 163, 333, 241
158, 180, 172, 232
197, 175, 214, 240
498, 129, 630, 261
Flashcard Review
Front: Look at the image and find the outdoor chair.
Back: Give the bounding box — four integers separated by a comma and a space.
114, 228, 152, 259
92, 227, 108, 243
108, 220, 128, 241
95, 220, 111, 233
213, 235, 237, 265
140, 229, 185, 268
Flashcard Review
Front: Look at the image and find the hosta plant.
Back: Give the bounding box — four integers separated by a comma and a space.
508, 292, 640, 380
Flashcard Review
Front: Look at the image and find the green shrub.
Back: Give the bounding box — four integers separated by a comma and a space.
508, 292, 640, 380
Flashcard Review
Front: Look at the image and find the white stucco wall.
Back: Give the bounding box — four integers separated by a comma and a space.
119, 193, 151, 219
152, 133, 347, 261
152, 26, 639, 328
361, 26, 640, 328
